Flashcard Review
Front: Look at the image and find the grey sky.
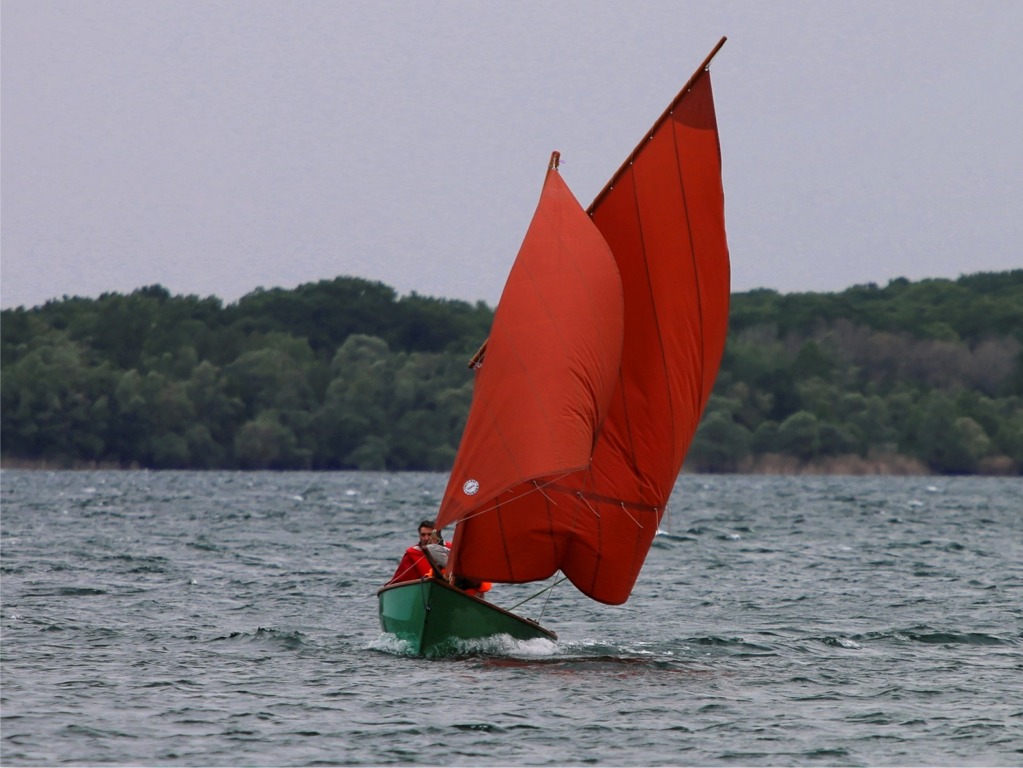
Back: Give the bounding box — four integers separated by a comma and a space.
2, 0, 1021, 310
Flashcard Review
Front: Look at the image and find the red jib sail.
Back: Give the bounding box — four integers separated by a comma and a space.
437, 40, 731, 604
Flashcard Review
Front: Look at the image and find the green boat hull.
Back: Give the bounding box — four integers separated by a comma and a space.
377, 578, 557, 656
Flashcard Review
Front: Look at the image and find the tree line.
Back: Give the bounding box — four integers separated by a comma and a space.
2, 271, 1021, 474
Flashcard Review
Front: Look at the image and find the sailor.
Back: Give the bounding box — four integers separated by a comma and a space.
423, 528, 450, 571
387, 519, 448, 584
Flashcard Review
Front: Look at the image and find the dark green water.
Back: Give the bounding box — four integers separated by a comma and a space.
2, 471, 1021, 766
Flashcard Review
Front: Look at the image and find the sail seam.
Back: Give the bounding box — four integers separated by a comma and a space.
631, 152, 672, 505
671, 92, 702, 471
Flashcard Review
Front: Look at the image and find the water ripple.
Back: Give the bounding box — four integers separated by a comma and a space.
2, 471, 1021, 766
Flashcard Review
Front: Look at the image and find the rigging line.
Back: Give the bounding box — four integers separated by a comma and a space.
533, 479, 557, 505
536, 573, 562, 623
420, 578, 431, 611
507, 575, 568, 612
619, 500, 643, 528
577, 490, 651, 536
576, 491, 601, 519
453, 472, 575, 525
546, 483, 659, 512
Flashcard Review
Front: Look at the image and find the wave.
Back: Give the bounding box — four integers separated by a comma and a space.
851, 626, 1015, 646
681, 635, 777, 654
208, 627, 308, 650
20, 586, 109, 597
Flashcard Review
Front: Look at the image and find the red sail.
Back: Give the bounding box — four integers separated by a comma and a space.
435, 164, 624, 571
575, 63, 731, 602
438, 43, 730, 604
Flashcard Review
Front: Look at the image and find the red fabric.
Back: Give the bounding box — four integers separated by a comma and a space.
464, 581, 492, 597
436, 67, 730, 606
387, 546, 431, 584
437, 167, 623, 537
388, 542, 452, 584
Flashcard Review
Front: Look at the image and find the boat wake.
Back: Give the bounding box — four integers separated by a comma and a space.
368, 632, 416, 656
370, 631, 558, 659
451, 634, 559, 658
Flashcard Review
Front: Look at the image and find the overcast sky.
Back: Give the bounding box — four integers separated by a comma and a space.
2, 0, 1021, 310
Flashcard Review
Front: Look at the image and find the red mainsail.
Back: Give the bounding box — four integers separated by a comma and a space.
437, 40, 731, 604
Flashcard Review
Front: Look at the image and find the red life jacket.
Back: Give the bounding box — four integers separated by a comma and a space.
464, 581, 493, 597
387, 542, 451, 584
387, 546, 432, 584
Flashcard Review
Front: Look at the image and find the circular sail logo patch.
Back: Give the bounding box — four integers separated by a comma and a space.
462, 479, 480, 496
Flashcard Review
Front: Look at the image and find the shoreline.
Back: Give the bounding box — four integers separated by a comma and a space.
2, 454, 1018, 476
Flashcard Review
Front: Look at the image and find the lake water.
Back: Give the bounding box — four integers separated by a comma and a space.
1, 470, 1021, 766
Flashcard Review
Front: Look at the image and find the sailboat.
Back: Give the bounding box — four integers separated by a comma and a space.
378, 38, 731, 656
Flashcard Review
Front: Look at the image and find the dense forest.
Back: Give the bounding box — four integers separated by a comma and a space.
2, 271, 1022, 475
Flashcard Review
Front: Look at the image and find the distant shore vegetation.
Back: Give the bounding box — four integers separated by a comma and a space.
3, 271, 1021, 475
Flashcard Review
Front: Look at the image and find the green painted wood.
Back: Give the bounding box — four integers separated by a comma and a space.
377, 578, 556, 656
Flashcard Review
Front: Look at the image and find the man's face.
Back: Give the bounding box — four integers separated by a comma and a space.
418, 527, 432, 545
